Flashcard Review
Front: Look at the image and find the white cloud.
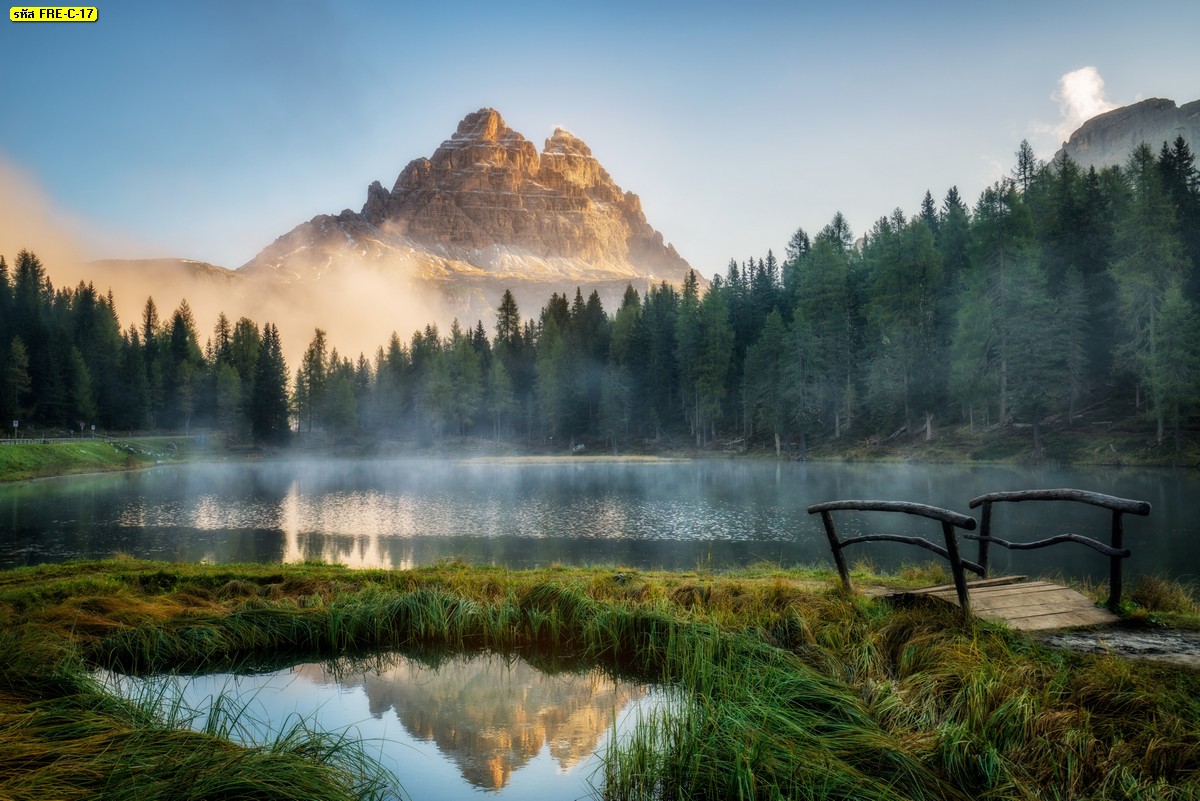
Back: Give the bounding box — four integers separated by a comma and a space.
1049, 67, 1118, 144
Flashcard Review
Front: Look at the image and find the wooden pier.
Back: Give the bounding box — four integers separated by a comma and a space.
890, 575, 1120, 631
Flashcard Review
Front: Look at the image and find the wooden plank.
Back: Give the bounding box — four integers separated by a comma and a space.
973, 594, 1088, 612
930, 587, 1086, 610
931, 582, 1062, 600
971, 594, 1100, 616
907, 575, 1027, 595
998, 608, 1119, 632
964, 583, 1070, 600
904, 581, 1058, 600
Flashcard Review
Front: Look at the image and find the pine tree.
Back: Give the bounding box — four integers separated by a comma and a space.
296, 328, 329, 433
675, 271, 703, 443
1111, 144, 1189, 440
251, 323, 290, 444
919, 190, 940, 242
0, 337, 31, 427
863, 213, 943, 438
695, 280, 734, 446
1150, 283, 1200, 451
535, 315, 569, 441
1012, 139, 1042, 195
743, 310, 789, 456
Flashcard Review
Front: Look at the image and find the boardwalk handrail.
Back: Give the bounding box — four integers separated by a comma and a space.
965, 488, 1151, 611
806, 500, 980, 618
968, 489, 1150, 515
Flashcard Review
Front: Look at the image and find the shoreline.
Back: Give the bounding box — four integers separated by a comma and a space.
3, 418, 1198, 482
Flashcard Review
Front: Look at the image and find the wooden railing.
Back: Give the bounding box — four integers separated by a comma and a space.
966, 489, 1151, 611
806, 500, 981, 617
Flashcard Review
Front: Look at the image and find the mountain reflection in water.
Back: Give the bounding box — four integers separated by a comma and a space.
302, 652, 646, 790
101, 651, 653, 799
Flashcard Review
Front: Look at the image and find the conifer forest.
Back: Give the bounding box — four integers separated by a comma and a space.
2, 141, 1198, 457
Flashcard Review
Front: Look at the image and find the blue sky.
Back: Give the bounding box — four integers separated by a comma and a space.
3, 0, 1199, 276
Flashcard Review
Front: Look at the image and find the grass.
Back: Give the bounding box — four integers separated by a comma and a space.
0, 560, 1198, 800
0, 441, 155, 482
804, 421, 1200, 466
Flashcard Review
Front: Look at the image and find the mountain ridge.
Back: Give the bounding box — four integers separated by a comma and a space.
1054, 96, 1200, 170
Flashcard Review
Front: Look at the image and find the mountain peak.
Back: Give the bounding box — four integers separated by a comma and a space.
453, 107, 511, 143
242, 107, 692, 323
544, 126, 593, 158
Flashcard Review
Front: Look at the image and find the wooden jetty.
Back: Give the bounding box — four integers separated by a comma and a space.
808, 489, 1151, 630
891, 575, 1119, 631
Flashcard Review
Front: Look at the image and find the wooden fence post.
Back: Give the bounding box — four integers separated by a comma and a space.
1109, 509, 1123, 611
942, 521, 972, 619
820, 510, 852, 592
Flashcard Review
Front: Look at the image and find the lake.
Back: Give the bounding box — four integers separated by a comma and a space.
2, 458, 1197, 584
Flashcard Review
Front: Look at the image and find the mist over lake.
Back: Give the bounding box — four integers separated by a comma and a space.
3, 459, 1193, 584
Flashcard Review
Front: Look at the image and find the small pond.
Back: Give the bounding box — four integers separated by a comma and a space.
99, 650, 662, 800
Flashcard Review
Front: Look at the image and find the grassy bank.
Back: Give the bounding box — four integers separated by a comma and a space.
0, 441, 156, 482
1, 560, 1197, 800
803, 422, 1200, 466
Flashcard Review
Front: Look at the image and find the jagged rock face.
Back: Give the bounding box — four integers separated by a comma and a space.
1055, 97, 1200, 170
360, 108, 688, 278
244, 108, 692, 299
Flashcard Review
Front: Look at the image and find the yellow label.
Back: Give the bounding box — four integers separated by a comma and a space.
10, 6, 98, 21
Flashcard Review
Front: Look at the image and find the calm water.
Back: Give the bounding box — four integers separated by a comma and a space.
2, 458, 1197, 583
99, 651, 660, 801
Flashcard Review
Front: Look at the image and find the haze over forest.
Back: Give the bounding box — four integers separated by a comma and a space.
2, 125, 1198, 458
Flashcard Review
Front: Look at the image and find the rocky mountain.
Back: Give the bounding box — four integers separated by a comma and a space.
1055, 97, 1200, 170
241, 108, 693, 323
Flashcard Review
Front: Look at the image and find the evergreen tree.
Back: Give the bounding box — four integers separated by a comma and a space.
488, 356, 516, 440
0, 337, 31, 427
1004, 259, 1068, 457
694, 279, 734, 445
790, 215, 858, 437
919, 190, 940, 241
215, 362, 243, 442
863, 213, 943, 438
115, 328, 150, 431
640, 282, 679, 440
675, 271, 703, 443
251, 323, 290, 444
535, 315, 569, 440
1012, 139, 1042, 195
1111, 144, 1189, 440
1150, 283, 1200, 451
937, 186, 971, 296
962, 179, 1034, 423
66, 346, 96, 429
743, 309, 789, 456
295, 328, 329, 433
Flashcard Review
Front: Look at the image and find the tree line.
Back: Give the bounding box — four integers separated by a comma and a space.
1, 138, 1197, 454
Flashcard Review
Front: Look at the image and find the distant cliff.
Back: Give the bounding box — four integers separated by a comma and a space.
1055, 97, 1200, 170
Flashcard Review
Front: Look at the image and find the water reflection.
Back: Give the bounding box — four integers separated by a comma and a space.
101, 651, 652, 800
2, 459, 1195, 583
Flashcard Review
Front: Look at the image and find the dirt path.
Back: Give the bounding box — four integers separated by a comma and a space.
1039, 628, 1200, 668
